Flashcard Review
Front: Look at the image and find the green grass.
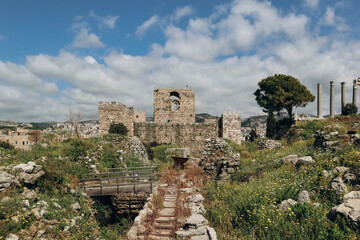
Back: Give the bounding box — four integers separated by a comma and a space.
206, 136, 360, 239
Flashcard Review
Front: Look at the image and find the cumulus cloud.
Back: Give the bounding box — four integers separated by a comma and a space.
304, 0, 320, 9
172, 6, 194, 21
135, 15, 159, 39
73, 28, 105, 48
0, 34, 4, 40
89, 10, 119, 29
1, 0, 360, 122
319, 7, 349, 31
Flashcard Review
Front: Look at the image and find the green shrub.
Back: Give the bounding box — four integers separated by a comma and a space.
342, 103, 358, 115
0, 140, 14, 149
108, 123, 128, 135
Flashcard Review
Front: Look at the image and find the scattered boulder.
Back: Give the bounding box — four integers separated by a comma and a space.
21, 187, 38, 201
258, 140, 282, 150
281, 155, 298, 165
185, 214, 209, 229
298, 190, 310, 204
0, 171, 19, 191
344, 191, 360, 200
71, 202, 81, 212
13, 162, 45, 185
5, 234, 19, 240
331, 177, 348, 195
344, 172, 356, 183
333, 166, 350, 174
328, 199, 360, 226
280, 199, 297, 210
296, 156, 315, 167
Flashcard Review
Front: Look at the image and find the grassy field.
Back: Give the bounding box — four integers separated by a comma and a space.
205, 116, 360, 239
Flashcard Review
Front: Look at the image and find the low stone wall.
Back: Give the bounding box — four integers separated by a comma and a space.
111, 192, 149, 215
134, 122, 218, 151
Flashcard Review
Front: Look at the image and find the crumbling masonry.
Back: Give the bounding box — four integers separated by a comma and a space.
99, 89, 241, 150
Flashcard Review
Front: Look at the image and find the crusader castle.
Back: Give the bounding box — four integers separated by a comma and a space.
99, 88, 241, 150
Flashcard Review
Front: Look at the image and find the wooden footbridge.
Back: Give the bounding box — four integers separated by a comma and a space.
81, 166, 158, 197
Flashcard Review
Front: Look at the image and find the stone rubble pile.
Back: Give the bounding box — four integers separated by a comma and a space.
201, 138, 240, 181
258, 140, 282, 150
12, 162, 45, 184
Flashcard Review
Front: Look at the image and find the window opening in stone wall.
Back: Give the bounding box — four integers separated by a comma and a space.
170, 91, 180, 99
172, 100, 180, 111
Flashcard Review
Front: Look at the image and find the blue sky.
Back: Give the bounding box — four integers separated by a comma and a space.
1, 0, 360, 121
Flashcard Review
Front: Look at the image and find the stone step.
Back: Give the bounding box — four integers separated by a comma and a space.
163, 201, 176, 208
148, 229, 173, 237
155, 216, 176, 223
147, 235, 173, 240
153, 222, 175, 230
158, 207, 176, 216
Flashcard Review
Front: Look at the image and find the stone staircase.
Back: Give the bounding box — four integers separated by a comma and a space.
147, 183, 178, 240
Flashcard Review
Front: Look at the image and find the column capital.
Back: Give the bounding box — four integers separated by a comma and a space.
341, 82, 346, 85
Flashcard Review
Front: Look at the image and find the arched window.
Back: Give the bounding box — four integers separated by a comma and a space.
170, 91, 180, 111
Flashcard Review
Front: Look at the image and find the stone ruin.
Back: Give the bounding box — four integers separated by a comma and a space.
99, 88, 242, 151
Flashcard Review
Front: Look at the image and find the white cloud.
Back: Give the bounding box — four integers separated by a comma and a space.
1, 0, 360, 121
172, 6, 194, 21
73, 28, 105, 48
0, 34, 4, 40
135, 15, 159, 39
89, 10, 119, 29
304, 0, 320, 9
319, 7, 349, 31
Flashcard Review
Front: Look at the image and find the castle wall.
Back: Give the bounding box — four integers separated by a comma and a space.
134, 110, 146, 123
153, 89, 195, 124
134, 122, 218, 150
222, 111, 242, 145
99, 101, 136, 136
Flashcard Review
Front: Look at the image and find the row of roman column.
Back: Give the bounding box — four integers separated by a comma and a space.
317, 79, 358, 118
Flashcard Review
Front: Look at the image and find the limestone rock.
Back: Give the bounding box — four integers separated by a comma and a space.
21, 187, 38, 201
206, 227, 217, 240
344, 191, 360, 200
344, 172, 356, 183
18, 170, 45, 184
190, 235, 209, 240
186, 214, 209, 229
165, 147, 190, 158
0, 171, 19, 191
328, 199, 360, 226
296, 156, 315, 167
280, 199, 297, 210
333, 166, 350, 174
71, 202, 81, 212
331, 177, 348, 195
298, 190, 310, 204
188, 194, 204, 203
5, 234, 18, 240
281, 155, 298, 165
258, 140, 282, 150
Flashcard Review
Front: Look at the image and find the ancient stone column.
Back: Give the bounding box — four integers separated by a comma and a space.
317, 83, 322, 118
330, 81, 334, 118
353, 79, 357, 107
341, 82, 346, 113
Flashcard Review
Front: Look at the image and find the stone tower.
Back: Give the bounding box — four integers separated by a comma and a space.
153, 89, 195, 124
221, 111, 242, 145
98, 101, 146, 135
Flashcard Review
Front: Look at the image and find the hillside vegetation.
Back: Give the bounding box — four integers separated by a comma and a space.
206, 115, 360, 239
0, 134, 147, 239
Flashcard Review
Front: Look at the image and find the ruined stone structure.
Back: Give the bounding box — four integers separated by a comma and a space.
153, 89, 195, 124
98, 101, 146, 136
99, 89, 242, 150
221, 111, 242, 144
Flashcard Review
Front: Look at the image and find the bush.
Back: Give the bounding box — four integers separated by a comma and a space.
342, 103, 358, 115
108, 123, 128, 135
0, 141, 14, 149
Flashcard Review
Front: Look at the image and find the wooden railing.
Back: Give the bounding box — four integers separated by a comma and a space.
81, 166, 158, 196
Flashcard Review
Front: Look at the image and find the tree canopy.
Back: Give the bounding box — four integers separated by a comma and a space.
254, 74, 315, 117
